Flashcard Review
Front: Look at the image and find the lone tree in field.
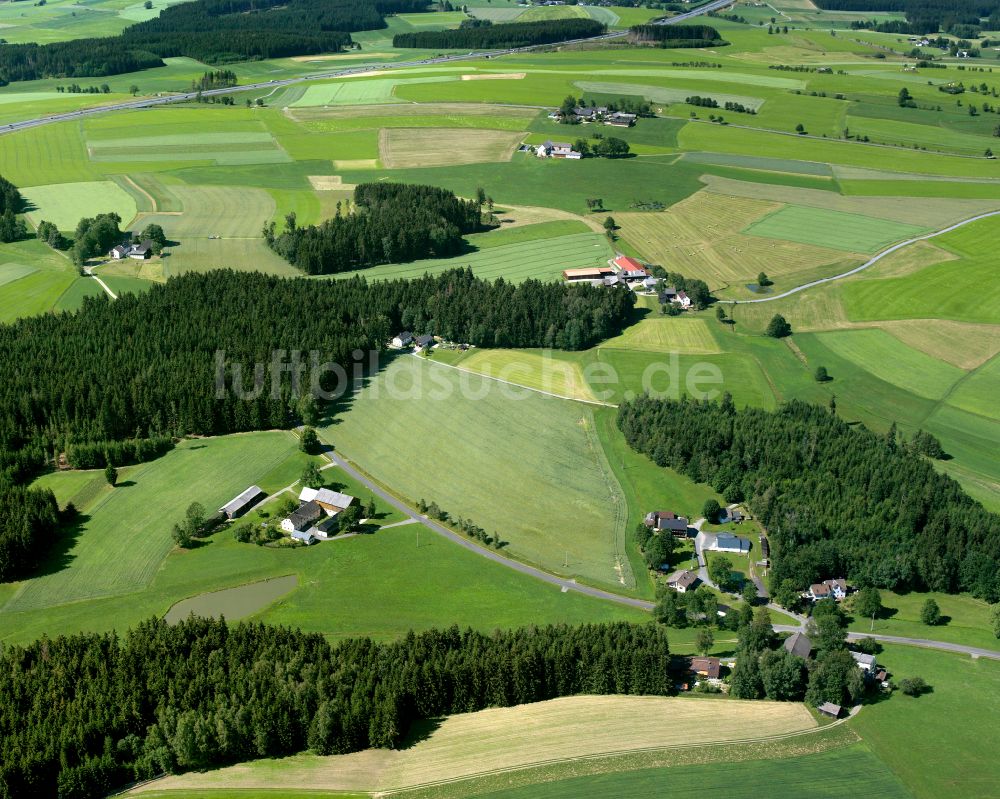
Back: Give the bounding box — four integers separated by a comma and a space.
814, 365, 830, 382
695, 627, 714, 656
603, 216, 616, 232
757, 271, 772, 287
854, 586, 883, 620
899, 676, 929, 696
795, 123, 806, 134
765, 314, 792, 338
104, 463, 118, 487
716, 306, 728, 323
301, 461, 323, 490
709, 554, 734, 590
702, 499, 721, 523
920, 597, 942, 626
300, 426, 319, 453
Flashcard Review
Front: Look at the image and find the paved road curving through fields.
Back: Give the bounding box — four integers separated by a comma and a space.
323, 444, 1000, 661
728, 209, 1000, 304
0, 0, 734, 137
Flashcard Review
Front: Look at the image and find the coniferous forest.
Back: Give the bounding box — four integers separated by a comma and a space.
393, 18, 605, 49
628, 24, 727, 48
0, 268, 633, 576
267, 183, 483, 274
0, 618, 672, 798
0, 0, 428, 84
617, 395, 1000, 601
0, 174, 23, 215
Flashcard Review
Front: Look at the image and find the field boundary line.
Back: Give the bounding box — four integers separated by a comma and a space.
418, 353, 617, 407
730, 209, 1000, 304
374, 717, 853, 796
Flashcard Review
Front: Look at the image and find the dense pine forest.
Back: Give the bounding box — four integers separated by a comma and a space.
0, 269, 631, 576
393, 18, 605, 49
812, 0, 999, 32
617, 396, 1000, 601
0, 0, 427, 84
267, 183, 482, 274
629, 23, 727, 48
0, 618, 671, 798
0, 483, 61, 582
0, 174, 22, 215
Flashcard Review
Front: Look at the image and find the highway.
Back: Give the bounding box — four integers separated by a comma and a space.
0, 0, 735, 135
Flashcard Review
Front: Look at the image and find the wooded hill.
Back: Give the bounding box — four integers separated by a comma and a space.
0, 0, 427, 84
393, 18, 606, 49
0, 617, 672, 798
267, 183, 482, 274
812, 0, 1000, 32
617, 395, 1000, 601
628, 24, 726, 48
0, 270, 631, 577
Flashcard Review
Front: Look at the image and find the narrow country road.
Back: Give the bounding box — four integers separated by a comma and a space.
319, 443, 999, 661
729, 209, 1000, 304
323, 448, 655, 611
0, 0, 733, 136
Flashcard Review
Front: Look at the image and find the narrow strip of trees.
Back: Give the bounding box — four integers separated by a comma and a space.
393, 18, 605, 49
629, 23, 727, 48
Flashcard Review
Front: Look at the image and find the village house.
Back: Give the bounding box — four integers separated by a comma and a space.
666, 569, 700, 593
644, 510, 690, 536
391, 331, 414, 348
219, 485, 264, 520
851, 650, 877, 674
414, 333, 436, 351
783, 631, 813, 660
612, 254, 649, 282
109, 240, 153, 260
536, 140, 582, 159
606, 112, 637, 127
281, 500, 324, 534
719, 507, 744, 524
291, 530, 318, 545
688, 656, 722, 681
711, 533, 751, 554
674, 290, 692, 309
281, 487, 356, 538
808, 578, 848, 602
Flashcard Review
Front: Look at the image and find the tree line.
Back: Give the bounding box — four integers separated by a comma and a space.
813, 0, 998, 33
0, 617, 672, 798
0, 173, 26, 244
266, 183, 482, 275
0, 0, 429, 84
393, 18, 605, 49
628, 23, 726, 48
616, 395, 1000, 601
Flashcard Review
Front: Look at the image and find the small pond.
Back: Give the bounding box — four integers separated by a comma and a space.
164, 574, 298, 624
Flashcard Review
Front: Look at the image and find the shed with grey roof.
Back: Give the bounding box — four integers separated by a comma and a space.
220, 485, 264, 519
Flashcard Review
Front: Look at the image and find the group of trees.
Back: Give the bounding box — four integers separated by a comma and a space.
685, 95, 756, 115
0, 618, 672, 797
571, 136, 632, 159
266, 183, 483, 275
190, 69, 237, 91
616, 395, 1000, 600
0, 0, 429, 84
394, 18, 604, 49
69, 212, 125, 265
0, 483, 62, 582
0, 173, 26, 244
628, 23, 726, 48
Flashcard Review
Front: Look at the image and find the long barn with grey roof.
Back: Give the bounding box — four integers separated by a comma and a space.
219, 485, 264, 519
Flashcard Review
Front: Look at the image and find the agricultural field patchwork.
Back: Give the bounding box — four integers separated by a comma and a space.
287, 76, 459, 107
617, 189, 859, 296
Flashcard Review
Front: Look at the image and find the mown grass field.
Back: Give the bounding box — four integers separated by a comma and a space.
598, 316, 723, 355
327, 231, 613, 283
130, 695, 817, 795
379, 127, 525, 168
22, 179, 138, 231
320, 356, 631, 591
744, 205, 929, 254
6, 433, 300, 613
849, 590, 1000, 651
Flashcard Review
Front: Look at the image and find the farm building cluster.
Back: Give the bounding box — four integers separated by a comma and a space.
109, 239, 154, 261
546, 105, 638, 127
218, 484, 357, 546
